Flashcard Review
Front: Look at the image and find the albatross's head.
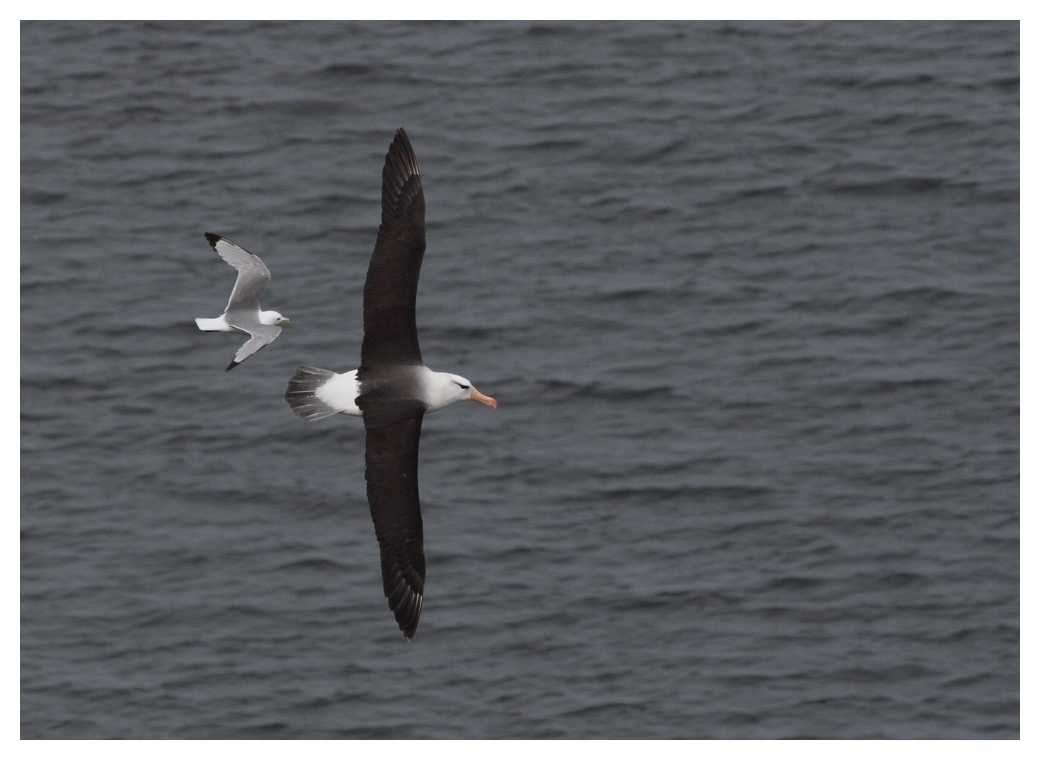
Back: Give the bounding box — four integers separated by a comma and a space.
260, 310, 291, 325
427, 372, 497, 412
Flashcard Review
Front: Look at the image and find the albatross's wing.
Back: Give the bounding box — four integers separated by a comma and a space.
204, 232, 272, 313
360, 128, 426, 370
358, 398, 427, 640
224, 323, 282, 371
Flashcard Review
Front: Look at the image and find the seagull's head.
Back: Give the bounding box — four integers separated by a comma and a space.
261, 310, 291, 325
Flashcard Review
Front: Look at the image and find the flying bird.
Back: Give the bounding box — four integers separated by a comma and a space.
285, 128, 497, 640
195, 233, 290, 370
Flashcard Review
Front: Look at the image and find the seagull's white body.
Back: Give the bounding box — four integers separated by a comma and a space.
195, 311, 286, 334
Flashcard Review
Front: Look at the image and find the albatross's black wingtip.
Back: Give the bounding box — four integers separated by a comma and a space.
398, 595, 423, 641
204, 232, 221, 248
391, 127, 411, 151
385, 574, 423, 641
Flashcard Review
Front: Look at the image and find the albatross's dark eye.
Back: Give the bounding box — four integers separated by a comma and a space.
456, 382, 469, 389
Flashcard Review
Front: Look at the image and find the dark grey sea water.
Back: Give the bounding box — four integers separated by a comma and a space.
21, 21, 1019, 739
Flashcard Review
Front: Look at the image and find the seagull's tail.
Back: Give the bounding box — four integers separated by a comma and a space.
195, 317, 229, 332
285, 366, 350, 421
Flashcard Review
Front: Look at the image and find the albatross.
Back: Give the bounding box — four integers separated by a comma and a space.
195, 233, 290, 370
285, 128, 497, 640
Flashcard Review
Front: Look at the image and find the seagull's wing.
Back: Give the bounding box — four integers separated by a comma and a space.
358, 397, 427, 640
361, 128, 426, 370
224, 323, 282, 371
204, 233, 272, 313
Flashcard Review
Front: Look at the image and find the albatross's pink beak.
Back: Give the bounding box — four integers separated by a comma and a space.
470, 387, 497, 409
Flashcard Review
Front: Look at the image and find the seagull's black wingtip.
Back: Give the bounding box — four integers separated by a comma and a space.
225, 359, 239, 372
204, 232, 221, 248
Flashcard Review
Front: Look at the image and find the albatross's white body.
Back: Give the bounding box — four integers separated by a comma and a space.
289, 366, 492, 419
313, 370, 363, 416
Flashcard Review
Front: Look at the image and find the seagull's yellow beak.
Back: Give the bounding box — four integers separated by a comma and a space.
470, 387, 497, 409
281, 317, 291, 324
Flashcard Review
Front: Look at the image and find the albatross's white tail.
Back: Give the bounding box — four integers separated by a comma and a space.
285, 366, 362, 420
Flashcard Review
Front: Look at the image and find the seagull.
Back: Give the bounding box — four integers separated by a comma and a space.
195, 233, 290, 371
285, 128, 496, 640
